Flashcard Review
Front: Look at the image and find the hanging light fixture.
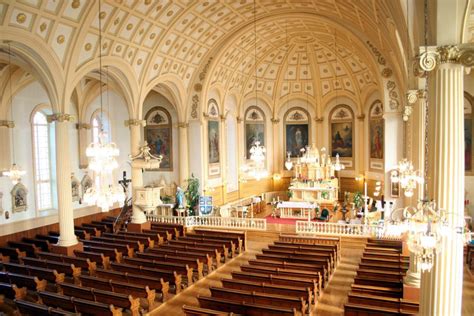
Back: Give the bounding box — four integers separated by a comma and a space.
390, 158, 424, 197
3, 43, 26, 185
84, 1, 124, 211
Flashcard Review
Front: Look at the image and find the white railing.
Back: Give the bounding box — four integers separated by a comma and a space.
146, 215, 267, 231
296, 221, 403, 239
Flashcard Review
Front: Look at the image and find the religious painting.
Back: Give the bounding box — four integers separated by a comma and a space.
391, 171, 400, 198
81, 173, 93, 203
369, 101, 384, 160
331, 122, 353, 157
208, 120, 220, 164
330, 105, 354, 158
286, 124, 309, 157
145, 106, 173, 171
245, 107, 265, 160
11, 182, 27, 212
71, 174, 80, 202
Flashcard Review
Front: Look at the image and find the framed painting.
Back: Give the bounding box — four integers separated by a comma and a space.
391, 171, 400, 198
71, 174, 80, 202
208, 120, 220, 164
370, 118, 384, 159
331, 122, 353, 157
145, 126, 172, 170
245, 123, 265, 159
285, 124, 309, 158
11, 182, 27, 212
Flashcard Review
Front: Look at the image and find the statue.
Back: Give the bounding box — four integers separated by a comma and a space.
176, 186, 185, 209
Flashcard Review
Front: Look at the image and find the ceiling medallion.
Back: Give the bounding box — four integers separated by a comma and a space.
126, 23, 133, 31
57, 35, 65, 44
72, 0, 80, 9
99, 11, 106, 20
16, 13, 26, 24
137, 59, 142, 65
85, 43, 92, 51
39, 22, 47, 32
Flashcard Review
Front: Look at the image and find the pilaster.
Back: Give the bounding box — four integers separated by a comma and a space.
178, 122, 189, 187
0, 120, 14, 171
271, 117, 280, 175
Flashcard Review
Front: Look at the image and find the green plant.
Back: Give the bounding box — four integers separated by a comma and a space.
161, 195, 173, 204
353, 191, 363, 209
287, 190, 293, 199
185, 174, 200, 216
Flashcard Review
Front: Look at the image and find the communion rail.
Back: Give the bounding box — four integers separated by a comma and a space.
146, 215, 267, 231
295, 221, 403, 239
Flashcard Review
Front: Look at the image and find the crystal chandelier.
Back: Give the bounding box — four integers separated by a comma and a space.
403, 201, 449, 271
4, 43, 26, 185
247, 140, 268, 180
390, 159, 424, 197
86, 132, 119, 172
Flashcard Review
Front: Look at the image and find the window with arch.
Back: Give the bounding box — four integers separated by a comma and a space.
329, 104, 354, 167
244, 106, 265, 160
91, 110, 110, 144
31, 108, 54, 210
465, 92, 473, 174
284, 107, 310, 158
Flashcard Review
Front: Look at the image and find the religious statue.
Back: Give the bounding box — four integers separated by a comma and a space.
176, 186, 185, 209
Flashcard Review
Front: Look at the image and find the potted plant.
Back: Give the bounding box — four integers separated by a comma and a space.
353, 191, 363, 209
185, 174, 200, 216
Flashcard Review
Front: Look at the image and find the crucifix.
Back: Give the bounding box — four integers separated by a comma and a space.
119, 171, 131, 198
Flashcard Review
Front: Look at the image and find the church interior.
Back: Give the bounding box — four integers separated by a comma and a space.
0, 0, 473, 315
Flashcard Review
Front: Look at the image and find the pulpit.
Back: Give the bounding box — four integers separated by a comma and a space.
134, 186, 163, 215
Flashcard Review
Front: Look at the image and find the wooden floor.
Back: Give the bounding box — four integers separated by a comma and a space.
148, 208, 474, 316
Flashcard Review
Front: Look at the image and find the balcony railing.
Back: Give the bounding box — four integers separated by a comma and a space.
146, 215, 267, 231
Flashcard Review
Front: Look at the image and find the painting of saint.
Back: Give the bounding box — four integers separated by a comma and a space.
286, 124, 308, 157
208, 120, 220, 164
11, 182, 27, 212
370, 119, 384, 159
146, 127, 172, 170
245, 123, 265, 159
331, 122, 353, 157
465, 118, 472, 171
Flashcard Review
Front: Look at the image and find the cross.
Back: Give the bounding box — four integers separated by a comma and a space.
119, 171, 131, 197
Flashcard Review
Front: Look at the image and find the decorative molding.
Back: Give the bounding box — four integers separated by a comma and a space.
236, 116, 243, 123
47, 113, 74, 123
271, 117, 280, 124
177, 122, 188, 128
356, 114, 365, 121
418, 44, 474, 72
315, 117, 324, 123
386, 81, 400, 110
366, 41, 387, 66
124, 119, 146, 127
381, 68, 393, 78
76, 123, 91, 130
0, 120, 14, 128
191, 94, 199, 119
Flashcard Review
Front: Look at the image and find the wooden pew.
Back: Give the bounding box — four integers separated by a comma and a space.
7, 241, 39, 257
356, 269, 404, 283
60, 283, 140, 316
166, 240, 230, 261
248, 259, 328, 281
81, 242, 126, 261
344, 302, 404, 315
3, 262, 65, 285
107, 262, 181, 290
353, 276, 402, 289
117, 231, 165, 245
198, 295, 297, 316
278, 234, 340, 250
261, 248, 335, 271
0, 271, 47, 292
89, 236, 140, 255
21, 257, 81, 285
193, 228, 245, 253
146, 248, 214, 272
182, 305, 236, 315
22, 237, 51, 252
268, 243, 338, 263
36, 234, 59, 244
153, 244, 223, 267
150, 222, 184, 237
180, 235, 237, 257
231, 271, 319, 300
143, 229, 173, 242
359, 262, 408, 273
0, 247, 25, 262
74, 250, 110, 269
102, 232, 155, 249
82, 222, 109, 233
0, 282, 27, 300
80, 275, 157, 308
75, 225, 100, 237
38, 291, 122, 316
255, 253, 331, 275
350, 284, 403, 299
133, 252, 204, 279
37, 252, 97, 276
221, 278, 313, 306
15, 299, 79, 316
209, 286, 307, 315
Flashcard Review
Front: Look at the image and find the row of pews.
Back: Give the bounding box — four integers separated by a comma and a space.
344, 238, 419, 315
0, 217, 244, 315
183, 234, 341, 316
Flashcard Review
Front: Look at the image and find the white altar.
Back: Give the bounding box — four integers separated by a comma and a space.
276, 201, 318, 219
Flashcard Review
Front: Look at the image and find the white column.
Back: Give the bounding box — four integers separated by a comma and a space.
126, 119, 147, 224
220, 116, 227, 203
0, 121, 13, 171
178, 122, 189, 187
49, 114, 77, 247
420, 61, 464, 316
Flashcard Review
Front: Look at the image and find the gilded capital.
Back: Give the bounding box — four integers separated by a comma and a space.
0, 120, 15, 128
271, 117, 280, 124
407, 90, 419, 105
124, 119, 146, 127
315, 117, 324, 123
356, 114, 365, 121
236, 116, 243, 123
76, 123, 91, 130
417, 44, 474, 72
47, 113, 74, 123
177, 122, 188, 128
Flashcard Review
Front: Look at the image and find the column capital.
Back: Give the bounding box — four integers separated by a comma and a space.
271, 117, 280, 124
236, 116, 243, 123
124, 119, 146, 127
407, 89, 427, 105
178, 122, 188, 128
314, 117, 324, 123
47, 113, 74, 123
219, 114, 226, 122
417, 44, 474, 73
76, 123, 91, 130
356, 114, 365, 121
0, 120, 14, 128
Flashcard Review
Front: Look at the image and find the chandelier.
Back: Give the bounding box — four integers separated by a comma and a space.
390, 159, 424, 197
403, 201, 449, 271
4, 43, 26, 185
86, 132, 119, 172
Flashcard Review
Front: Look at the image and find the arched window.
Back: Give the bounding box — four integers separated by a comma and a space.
244, 106, 265, 160
91, 110, 110, 143
32, 109, 54, 210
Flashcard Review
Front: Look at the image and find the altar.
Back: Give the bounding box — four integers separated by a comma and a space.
289, 180, 338, 203
276, 201, 318, 219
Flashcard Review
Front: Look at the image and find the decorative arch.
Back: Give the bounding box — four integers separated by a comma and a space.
284, 106, 310, 158
368, 100, 384, 171
144, 106, 173, 171
329, 104, 354, 168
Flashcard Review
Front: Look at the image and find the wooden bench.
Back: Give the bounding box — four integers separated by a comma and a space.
134, 252, 204, 279
262, 248, 335, 271
3, 262, 65, 285
143, 229, 173, 241
7, 241, 39, 257
154, 245, 223, 267
60, 283, 140, 316
15, 299, 79, 315
108, 262, 182, 290
255, 253, 331, 275
0, 271, 47, 292
268, 243, 338, 263
38, 291, 122, 316
22, 257, 81, 284
167, 240, 230, 261
178, 235, 237, 258
353, 276, 402, 289
117, 231, 165, 245
79, 275, 157, 308
36, 234, 59, 244
0, 282, 27, 300
74, 250, 110, 269
210, 286, 307, 315
356, 269, 404, 283
75, 225, 100, 237
82, 223, 109, 233
350, 284, 403, 299
182, 305, 237, 315
279, 234, 340, 250
81, 242, 126, 261
359, 262, 408, 273
102, 232, 155, 249
90, 236, 141, 254
198, 295, 297, 316
0, 246, 25, 262
145, 247, 214, 272
38, 252, 97, 276
150, 222, 184, 237
193, 228, 246, 253
248, 259, 328, 284
221, 278, 313, 306
22, 237, 51, 252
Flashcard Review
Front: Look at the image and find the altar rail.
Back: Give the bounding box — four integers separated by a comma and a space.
146, 215, 267, 231
296, 221, 403, 239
